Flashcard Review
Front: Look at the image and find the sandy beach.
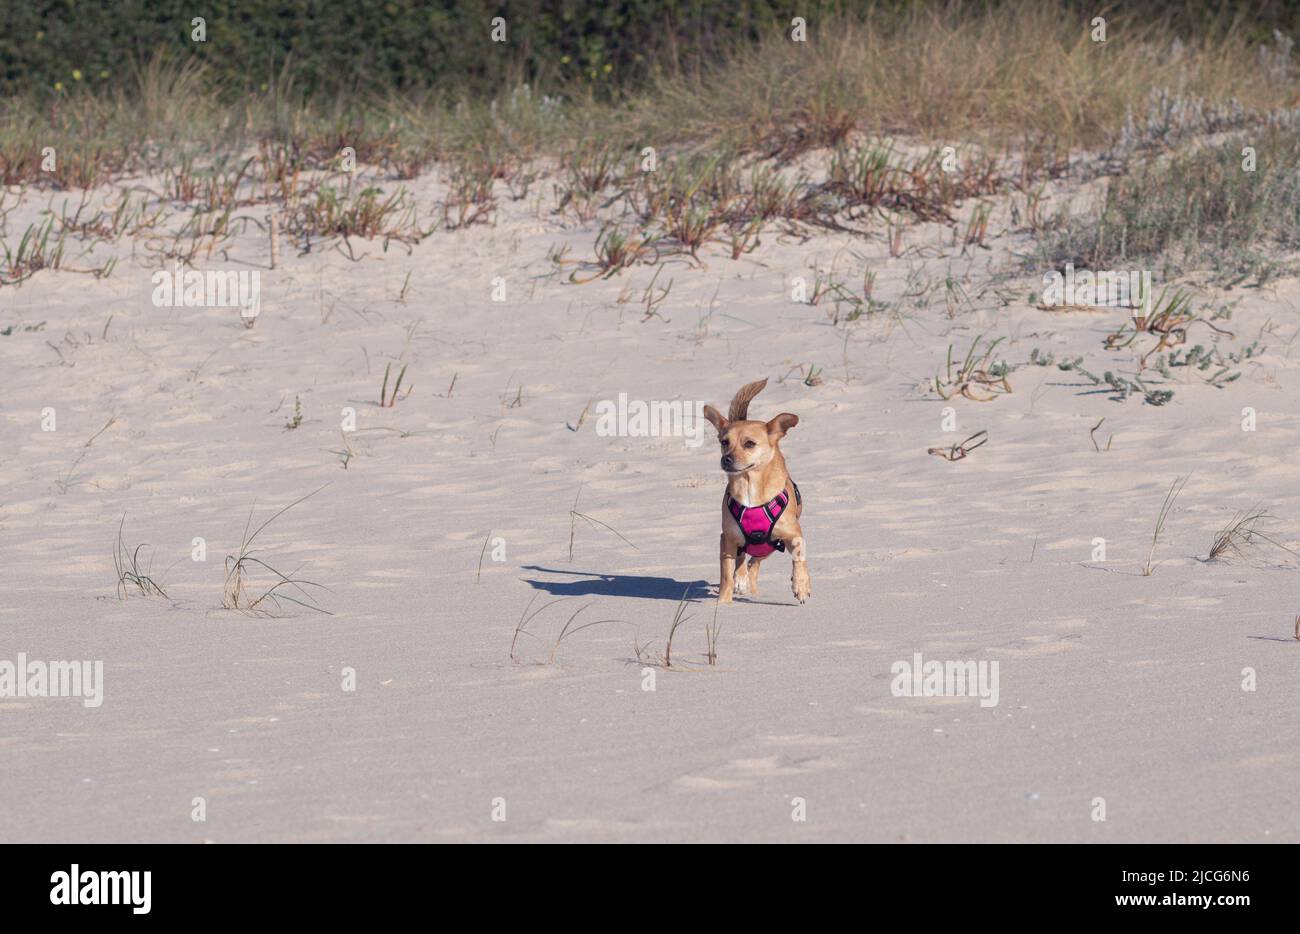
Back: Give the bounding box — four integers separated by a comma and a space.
1, 144, 1298, 844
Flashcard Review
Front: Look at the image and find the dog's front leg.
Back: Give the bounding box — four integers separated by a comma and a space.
718, 533, 739, 603
789, 532, 810, 604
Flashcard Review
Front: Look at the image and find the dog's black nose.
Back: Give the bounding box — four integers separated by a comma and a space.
721, 455, 734, 470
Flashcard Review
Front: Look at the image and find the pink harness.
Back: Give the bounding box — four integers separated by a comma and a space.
727, 482, 800, 557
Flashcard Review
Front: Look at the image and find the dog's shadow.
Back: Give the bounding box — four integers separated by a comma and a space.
520, 566, 711, 602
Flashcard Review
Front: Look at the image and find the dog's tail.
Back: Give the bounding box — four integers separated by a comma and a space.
728, 378, 768, 421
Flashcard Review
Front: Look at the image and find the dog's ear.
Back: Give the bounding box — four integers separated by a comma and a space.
703, 405, 727, 435
766, 412, 798, 440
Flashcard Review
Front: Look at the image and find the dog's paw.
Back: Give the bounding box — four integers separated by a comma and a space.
717, 589, 734, 604
734, 573, 751, 596
791, 569, 810, 604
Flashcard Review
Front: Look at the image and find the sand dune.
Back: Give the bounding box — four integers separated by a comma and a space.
2, 158, 1298, 843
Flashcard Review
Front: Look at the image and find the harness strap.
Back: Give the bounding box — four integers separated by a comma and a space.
726, 486, 795, 555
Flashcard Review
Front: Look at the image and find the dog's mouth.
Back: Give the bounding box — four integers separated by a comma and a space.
722, 462, 755, 475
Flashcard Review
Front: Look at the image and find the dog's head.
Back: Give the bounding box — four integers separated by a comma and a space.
703, 378, 798, 476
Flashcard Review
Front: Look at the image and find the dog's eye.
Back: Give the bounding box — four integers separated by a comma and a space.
720, 439, 729, 447
744, 440, 756, 449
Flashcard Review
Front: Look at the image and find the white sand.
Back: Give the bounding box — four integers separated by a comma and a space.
1, 162, 1298, 842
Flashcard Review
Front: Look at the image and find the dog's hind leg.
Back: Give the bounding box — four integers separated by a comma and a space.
733, 554, 752, 595
741, 554, 767, 596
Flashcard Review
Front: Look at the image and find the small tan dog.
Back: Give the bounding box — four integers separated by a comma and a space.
703, 378, 810, 605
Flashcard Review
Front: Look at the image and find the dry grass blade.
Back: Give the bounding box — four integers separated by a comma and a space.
1207, 506, 1299, 562
510, 593, 565, 661
567, 483, 638, 560
705, 598, 722, 666
547, 603, 622, 664
113, 515, 167, 599
380, 361, 410, 407
664, 587, 694, 669
1208, 506, 1270, 561
1143, 475, 1188, 577
476, 529, 492, 583
56, 414, 118, 493
1090, 417, 1113, 452
222, 486, 332, 614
